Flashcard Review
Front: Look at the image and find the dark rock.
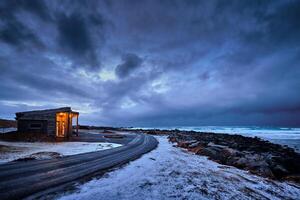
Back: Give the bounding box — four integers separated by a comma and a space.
251, 165, 274, 178
199, 146, 224, 162
272, 164, 289, 177
188, 142, 200, 148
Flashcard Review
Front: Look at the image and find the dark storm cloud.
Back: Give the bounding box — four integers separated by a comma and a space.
0, 0, 52, 48
0, 0, 299, 126
251, 0, 300, 48
0, 54, 92, 101
19, 0, 51, 20
0, 0, 103, 69
0, 19, 41, 48
0, 0, 51, 20
115, 53, 143, 78
57, 13, 99, 69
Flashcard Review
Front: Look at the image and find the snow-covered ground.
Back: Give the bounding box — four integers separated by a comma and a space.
57, 136, 300, 200
0, 127, 17, 133
0, 141, 121, 163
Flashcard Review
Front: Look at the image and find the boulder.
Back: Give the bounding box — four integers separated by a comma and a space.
199, 146, 224, 162
250, 165, 274, 178
271, 164, 289, 178
188, 141, 200, 148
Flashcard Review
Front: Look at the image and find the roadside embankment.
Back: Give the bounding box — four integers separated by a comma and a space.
168, 131, 300, 183
132, 128, 300, 183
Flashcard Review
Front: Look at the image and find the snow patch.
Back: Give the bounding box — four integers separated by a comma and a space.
0, 141, 121, 163
0, 127, 17, 133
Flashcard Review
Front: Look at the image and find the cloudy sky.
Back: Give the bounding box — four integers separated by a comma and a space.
0, 0, 300, 126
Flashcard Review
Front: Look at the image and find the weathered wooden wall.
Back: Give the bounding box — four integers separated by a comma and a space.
16, 112, 57, 136
17, 119, 48, 134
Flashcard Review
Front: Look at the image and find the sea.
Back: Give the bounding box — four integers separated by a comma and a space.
134, 126, 300, 152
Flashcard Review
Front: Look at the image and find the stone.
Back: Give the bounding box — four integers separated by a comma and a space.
188, 142, 200, 148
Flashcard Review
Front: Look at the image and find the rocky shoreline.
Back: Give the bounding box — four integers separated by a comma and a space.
133, 129, 300, 183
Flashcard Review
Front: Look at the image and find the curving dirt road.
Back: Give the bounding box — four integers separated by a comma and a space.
0, 132, 158, 200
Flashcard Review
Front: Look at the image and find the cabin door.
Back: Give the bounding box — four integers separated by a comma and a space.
56, 113, 68, 137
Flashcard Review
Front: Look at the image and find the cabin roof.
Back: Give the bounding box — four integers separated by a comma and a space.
16, 107, 79, 117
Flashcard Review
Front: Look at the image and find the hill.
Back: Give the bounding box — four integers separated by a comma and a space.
0, 119, 17, 128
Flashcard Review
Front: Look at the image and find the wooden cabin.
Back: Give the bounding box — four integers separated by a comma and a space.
15, 107, 79, 138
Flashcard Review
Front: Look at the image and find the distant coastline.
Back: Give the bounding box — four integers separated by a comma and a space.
77, 125, 300, 152
130, 126, 300, 152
